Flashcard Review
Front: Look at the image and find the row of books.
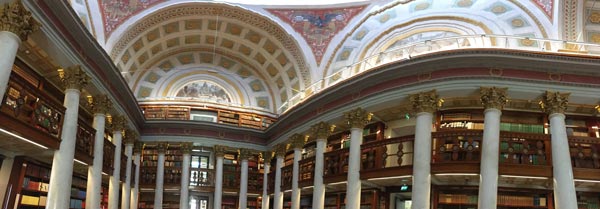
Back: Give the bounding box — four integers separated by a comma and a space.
438, 194, 547, 207
25, 163, 50, 179
142, 149, 182, 155
70, 188, 86, 199
20, 194, 47, 206
22, 178, 49, 192
439, 193, 478, 204
142, 155, 183, 161
500, 122, 545, 134
140, 160, 182, 167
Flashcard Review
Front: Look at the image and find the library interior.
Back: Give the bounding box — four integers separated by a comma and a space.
2, 0, 600, 209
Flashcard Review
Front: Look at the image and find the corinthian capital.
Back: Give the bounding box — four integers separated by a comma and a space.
238, 148, 253, 161
88, 94, 112, 115
108, 115, 127, 132
480, 87, 508, 110
181, 142, 193, 155
289, 134, 306, 150
541, 91, 570, 115
311, 121, 332, 141
214, 145, 228, 157
123, 129, 138, 145
409, 89, 440, 113
0, 0, 39, 41
345, 108, 372, 129
58, 66, 89, 91
156, 142, 168, 154
261, 151, 273, 163
274, 143, 287, 157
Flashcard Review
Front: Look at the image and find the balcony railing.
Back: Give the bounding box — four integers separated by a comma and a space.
499, 131, 552, 177
432, 130, 483, 163
75, 119, 95, 165
222, 164, 239, 191
248, 171, 263, 194
569, 136, 600, 180
103, 137, 115, 174
298, 156, 315, 187
323, 148, 349, 183
360, 135, 414, 179
190, 168, 214, 187
281, 165, 293, 191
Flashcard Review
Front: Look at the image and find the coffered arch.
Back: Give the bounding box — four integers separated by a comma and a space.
109, 3, 312, 114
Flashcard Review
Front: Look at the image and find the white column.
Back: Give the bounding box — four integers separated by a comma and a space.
273, 151, 284, 209
550, 113, 578, 208
261, 161, 271, 209
109, 125, 124, 209
154, 143, 166, 209
344, 108, 371, 209
312, 138, 327, 209
0, 155, 15, 206
290, 145, 302, 209
46, 88, 81, 209
122, 140, 134, 209
0, 31, 20, 102
238, 159, 248, 209
478, 87, 507, 209
180, 144, 192, 209
214, 153, 224, 209
478, 108, 501, 208
131, 148, 141, 209
86, 95, 111, 209
411, 112, 433, 209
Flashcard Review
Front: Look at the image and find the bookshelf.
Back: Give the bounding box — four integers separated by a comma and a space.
438, 111, 546, 134
363, 122, 385, 143
318, 189, 382, 209
434, 187, 552, 209
326, 130, 350, 152
139, 143, 184, 186
142, 105, 190, 120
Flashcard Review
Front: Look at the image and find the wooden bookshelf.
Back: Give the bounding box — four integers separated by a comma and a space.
310, 189, 382, 209
437, 111, 545, 134
434, 187, 552, 209
139, 143, 183, 186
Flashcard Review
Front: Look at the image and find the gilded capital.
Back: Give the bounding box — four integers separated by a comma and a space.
541, 91, 570, 115
345, 107, 372, 129
181, 142, 193, 155
214, 145, 228, 157
480, 87, 508, 110
156, 142, 168, 154
409, 89, 440, 113
311, 121, 332, 140
274, 143, 287, 157
0, 0, 39, 41
88, 94, 112, 114
289, 133, 306, 150
133, 141, 143, 154
238, 148, 253, 160
108, 115, 127, 132
58, 66, 89, 91
123, 129, 138, 145
261, 151, 273, 163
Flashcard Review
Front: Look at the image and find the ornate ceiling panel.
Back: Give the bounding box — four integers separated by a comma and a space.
98, 0, 164, 38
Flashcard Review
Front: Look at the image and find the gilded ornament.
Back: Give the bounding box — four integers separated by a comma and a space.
123, 129, 138, 145
261, 151, 274, 163
311, 121, 332, 140
0, 0, 39, 41
590, 11, 600, 24
345, 107, 372, 129
181, 142, 193, 154
156, 142, 168, 153
214, 145, 228, 157
540, 91, 570, 114
88, 94, 112, 115
274, 143, 287, 157
480, 87, 508, 110
409, 89, 440, 113
109, 115, 127, 132
238, 148, 253, 160
58, 65, 89, 91
289, 133, 306, 150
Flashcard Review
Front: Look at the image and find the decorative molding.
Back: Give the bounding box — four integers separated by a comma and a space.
181, 142, 193, 154
541, 91, 570, 115
0, 0, 39, 41
274, 143, 287, 157
344, 107, 372, 129
214, 145, 228, 157
288, 133, 305, 150
156, 142, 168, 153
98, 0, 163, 38
409, 89, 440, 114
58, 65, 89, 91
310, 121, 332, 140
238, 148, 253, 160
480, 86, 508, 110
88, 94, 112, 115
109, 115, 127, 132
124, 129, 138, 145
563, 0, 578, 41
261, 151, 273, 163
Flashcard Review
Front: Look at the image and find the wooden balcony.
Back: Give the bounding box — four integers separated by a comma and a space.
248, 171, 263, 194
360, 135, 414, 179
569, 136, 600, 180
298, 156, 315, 187
432, 130, 483, 174
281, 164, 293, 191
103, 137, 115, 175
75, 119, 95, 165
190, 168, 214, 190
499, 131, 552, 177
323, 148, 349, 184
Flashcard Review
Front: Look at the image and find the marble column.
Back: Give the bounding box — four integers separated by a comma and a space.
310, 122, 332, 209
409, 90, 439, 209
213, 145, 227, 209
122, 130, 137, 209
344, 108, 372, 209
478, 87, 507, 209
131, 142, 142, 209
154, 142, 167, 209
261, 152, 273, 209
46, 66, 89, 209
289, 134, 305, 209
180, 143, 193, 209
238, 148, 252, 209
273, 144, 287, 209
542, 91, 578, 209
108, 116, 126, 209
0, 0, 37, 101
85, 95, 113, 209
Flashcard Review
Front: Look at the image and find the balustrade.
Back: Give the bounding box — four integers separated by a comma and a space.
103, 137, 115, 174
361, 135, 414, 171
190, 168, 214, 187
569, 136, 600, 180
75, 119, 95, 164
281, 165, 293, 191
499, 132, 550, 166
323, 148, 349, 182
298, 156, 315, 187
432, 130, 483, 163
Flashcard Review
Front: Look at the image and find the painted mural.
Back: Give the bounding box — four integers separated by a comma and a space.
532, 0, 553, 18
268, 5, 366, 65
175, 81, 232, 103
98, 0, 164, 37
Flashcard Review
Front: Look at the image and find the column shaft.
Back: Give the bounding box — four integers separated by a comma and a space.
154, 152, 165, 209
109, 131, 123, 209
85, 114, 106, 209
239, 159, 249, 209
273, 156, 284, 209
214, 156, 223, 209
411, 112, 433, 209
180, 153, 191, 209
131, 153, 141, 209
478, 108, 501, 208
46, 89, 80, 209
291, 148, 302, 209
122, 144, 133, 209
312, 139, 326, 209
550, 113, 578, 209
262, 164, 270, 209
0, 32, 20, 101
346, 127, 363, 209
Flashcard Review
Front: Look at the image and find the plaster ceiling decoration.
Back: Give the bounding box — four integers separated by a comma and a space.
267, 5, 367, 65
98, 0, 163, 38
109, 3, 312, 114
531, 0, 553, 19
